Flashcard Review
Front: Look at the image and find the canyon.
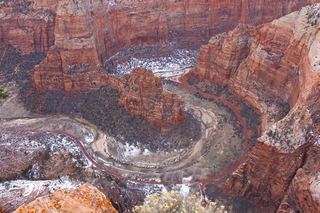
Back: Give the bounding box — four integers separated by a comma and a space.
0, 0, 319, 213
189, 3, 320, 212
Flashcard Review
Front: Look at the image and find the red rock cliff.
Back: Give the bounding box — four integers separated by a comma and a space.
277, 145, 320, 213
0, 0, 55, 54
2, 0, 319, 56
111, 67, 186, 127
0, 0, 308, 94
189, 4, 320, 210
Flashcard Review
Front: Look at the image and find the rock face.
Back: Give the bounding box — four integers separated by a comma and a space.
113, 67, 186, 127
277, 146, 320, 213
189, 4, 320, 210
0, 0, 55, 54
14, 184, 118, 213
27, 0, 319, 127
1, 0, 319, 57
0, 0, 312, 92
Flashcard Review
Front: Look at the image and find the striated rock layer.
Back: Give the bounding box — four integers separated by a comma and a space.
0, 0, 55, 54
2, 0, 312, 92
14, 184, 118, 213
188, 4, 320, 210
27, 0, 320, 127
2, 0, 319, 56
277, 145, 320, 213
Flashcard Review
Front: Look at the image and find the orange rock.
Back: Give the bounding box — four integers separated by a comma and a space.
0, 6, 55, 54
14, 184, 118, 213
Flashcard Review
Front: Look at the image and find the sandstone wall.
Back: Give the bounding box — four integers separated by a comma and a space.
27, 0, 319, 93
2, 0, 319, 56
277, 146, 320, 213
0, 0, 313, 94
190, 4, 320, 130
0, 1, 55, 54
189, 4, 320, 210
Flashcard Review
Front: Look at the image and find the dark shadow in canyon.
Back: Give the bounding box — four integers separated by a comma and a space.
19, 82, 202, 152
0, 45, 45, 84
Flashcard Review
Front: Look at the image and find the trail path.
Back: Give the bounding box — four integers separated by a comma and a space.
27, 77, 250, 185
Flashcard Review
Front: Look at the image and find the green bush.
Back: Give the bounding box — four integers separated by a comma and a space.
0, 84, 9, 101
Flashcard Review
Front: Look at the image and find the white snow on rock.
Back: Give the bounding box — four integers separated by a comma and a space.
122, 142, 141, 158
179, 184, 191, 197
0, 177, 81, 212
109, 49, 198, 77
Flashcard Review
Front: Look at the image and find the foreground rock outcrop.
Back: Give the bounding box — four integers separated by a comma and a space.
14, 184, 118, 213
188, 4, 320, 210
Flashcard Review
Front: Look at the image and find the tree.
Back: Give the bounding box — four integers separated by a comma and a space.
133, 191, 228, 213
0, 84, 9, 101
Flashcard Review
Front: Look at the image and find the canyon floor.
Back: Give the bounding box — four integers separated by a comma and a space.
0, 60, 260, 212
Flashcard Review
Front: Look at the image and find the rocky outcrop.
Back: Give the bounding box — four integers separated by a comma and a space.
14, 184, 118, 213
190, 3, 320, 130
31, 45, 110, 92
190, 4, 320, 210
2, 0, 319, 57
21, 0, 319, 92
110, 67, 186, 127
30, 0, 111, 92
277, 146, 320, 213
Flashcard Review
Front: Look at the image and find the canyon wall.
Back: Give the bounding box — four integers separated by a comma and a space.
0, 1, 55, 54
3, 0, 318, 54
277, 145, 320, 213
1, 0, 317, 93
24, 0, 319, 127
188, 4, 320, 210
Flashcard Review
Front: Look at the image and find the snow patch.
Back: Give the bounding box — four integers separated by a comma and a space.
143, 148, 151, 155
0, 177, 80, 199
109, 49, 198, 77
122, 143, 141, 158
182, 176, 193, 182
179, 184, 191, 197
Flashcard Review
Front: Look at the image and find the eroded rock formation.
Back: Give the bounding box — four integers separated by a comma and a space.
113, 67, 186, 127
277, 145, 320, 213
1, 0, 320, 212
14, 184, 118, 213
0, 0, 55, 54
1, 0, 319, 57
1, 0, 315, 93
188, 4, 320, 210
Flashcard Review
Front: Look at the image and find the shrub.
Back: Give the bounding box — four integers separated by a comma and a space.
133, 191, 227, 213
0, 84, 9, 101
